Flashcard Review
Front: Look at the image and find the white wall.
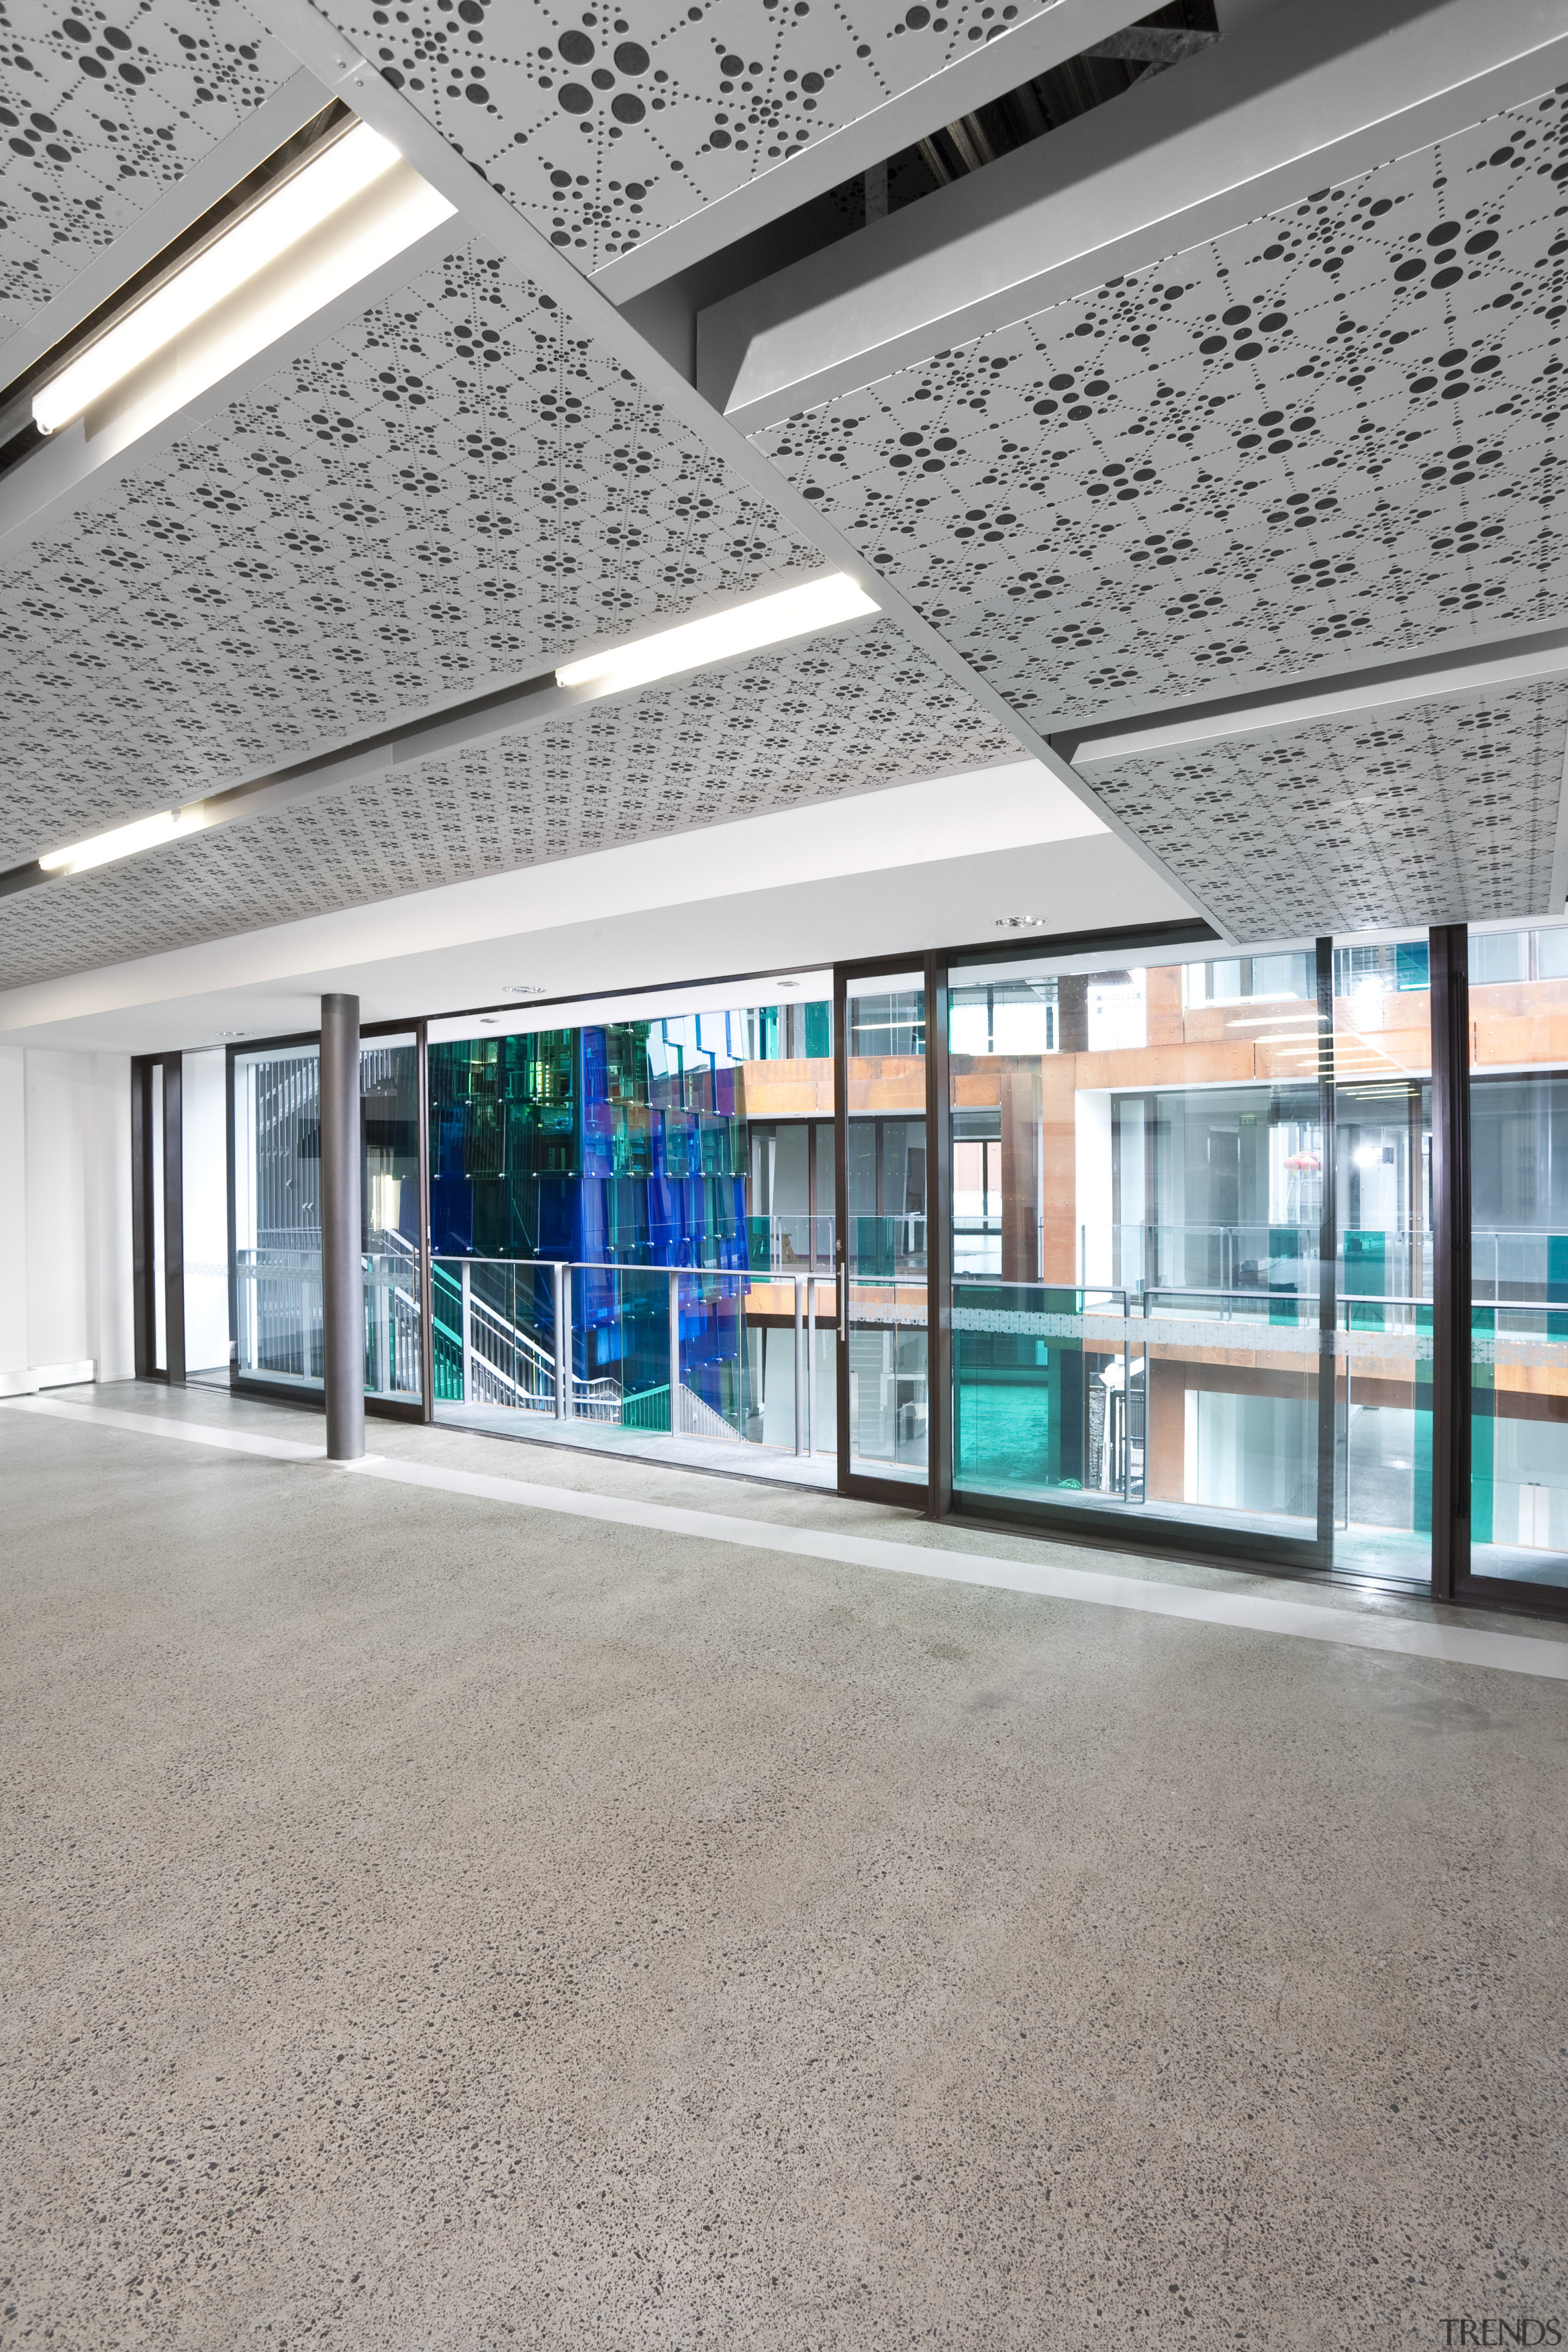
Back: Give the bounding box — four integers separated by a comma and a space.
0, 1046, 134, 1393
181, 1049, 231, 1373
0, 1049, 26, 1380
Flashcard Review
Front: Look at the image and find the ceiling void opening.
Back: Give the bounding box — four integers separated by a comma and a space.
623, 0, 1219, 382
856, 0, 1219, 228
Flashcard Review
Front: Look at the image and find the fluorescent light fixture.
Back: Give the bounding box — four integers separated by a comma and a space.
33, 121, 454, 436
556, 573, 878, 693
39, 807, 206, 876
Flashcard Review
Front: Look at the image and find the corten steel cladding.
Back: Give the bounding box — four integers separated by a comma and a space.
320, 992, 365, 1462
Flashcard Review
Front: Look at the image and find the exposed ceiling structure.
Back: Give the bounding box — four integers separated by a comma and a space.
2, 0, 1568, 1030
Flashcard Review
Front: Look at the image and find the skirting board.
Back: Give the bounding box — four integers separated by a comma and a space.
0, 1360, 97, 1398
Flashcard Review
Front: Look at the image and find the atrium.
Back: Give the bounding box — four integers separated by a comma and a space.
2, 0, 1567, 2341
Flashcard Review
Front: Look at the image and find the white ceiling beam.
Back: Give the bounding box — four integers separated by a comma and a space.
1066, 628, 1568, 765
701, 0, 1568, 430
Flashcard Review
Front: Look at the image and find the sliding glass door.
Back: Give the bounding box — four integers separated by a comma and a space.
1466, 926, 1568, 1593
935, 932, 1437, 1579
837, 964, 931, 1501
945, 943, 1329, 1561
230, 1030, 424, 1411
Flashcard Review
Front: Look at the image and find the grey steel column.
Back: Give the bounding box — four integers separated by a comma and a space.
163, 1054, 187, 1385
1430, 924, 1472, 1602
320, 992, 364, 1461
131, 1061, 153, 1380
1314, 937, 1338, 1562
924, 949, 953, 1520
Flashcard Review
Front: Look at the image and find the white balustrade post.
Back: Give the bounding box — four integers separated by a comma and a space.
372, 1261, 388, 1396
807, 1275, 817, 1456
794, 1273, 805, 1457
668, 1267, 681, 1436
460, 1260, 472, 1403
554, 1262, 570, 1420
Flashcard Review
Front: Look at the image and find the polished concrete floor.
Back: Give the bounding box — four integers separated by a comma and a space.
2, 1384, 1566, 2351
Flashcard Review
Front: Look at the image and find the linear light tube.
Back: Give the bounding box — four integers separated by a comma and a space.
39, 807, 206, 876
556, 574, 879, 693
34, 123, 449, 434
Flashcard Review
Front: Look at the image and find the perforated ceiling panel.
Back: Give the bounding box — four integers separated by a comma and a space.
0, 0, 299, 344
1086, 680, 1568, 941
316, 0, 1063, 274
753, 85, 1568, 925
0, 616, 1019, 986
0, 235, 823, 869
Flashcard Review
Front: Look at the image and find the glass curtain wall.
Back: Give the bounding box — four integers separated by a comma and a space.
1468, 925, 1568, 1589
231, 1035, 423, 1404
426, 993, 835, 1464
946, 940, 1435, 1575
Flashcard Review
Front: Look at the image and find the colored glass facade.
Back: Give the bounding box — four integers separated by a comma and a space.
428, 1005, 832, 1434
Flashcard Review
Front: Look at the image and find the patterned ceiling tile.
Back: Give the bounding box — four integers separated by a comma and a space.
1086, 680, 1568, 940
0, 0, 298, 342
0, 235, 822, 868
752, 86, 1568, 737
0, 616, 1020, 986
315, 0, 1065, 276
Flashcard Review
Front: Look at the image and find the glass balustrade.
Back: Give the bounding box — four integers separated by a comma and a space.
233, 1245, 423, 1402
430, 1254, 834, 1464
